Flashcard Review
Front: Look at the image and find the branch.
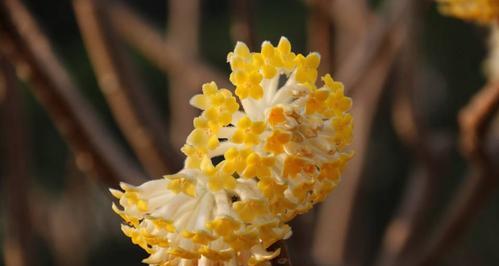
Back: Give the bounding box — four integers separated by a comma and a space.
318, 0, 372, 69
230, 0, 256, 49
73, 0, 175, 176
166, 0, 202, 151
336, 0, 414, 94
413, 83, 499, 265
270, 240, 293, 266
0, 0, 143, 186
108, 1, 230, 89
377, 34, 450, 266
307, 0, 333, 75
313, 0, 412, 264
313, 20, 408, 266
0, 54, 33, 266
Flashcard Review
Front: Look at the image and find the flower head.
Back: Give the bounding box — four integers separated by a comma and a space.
111, 37, 353, 266
438, 0, 499, 24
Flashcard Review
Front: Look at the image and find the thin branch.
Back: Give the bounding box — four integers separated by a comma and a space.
336, 0, 414, 94
376, 30, 450, 266
167, 0, 201, 151
318, 0, 372, 69
313, 0, 416, 263
108, 1, 230, 89
374, 2, 448, 265
270, 240, 293, 266
413, 83, 499, 266
307, 0, 332, 75
313, 18, 408, 266
73, 0, 175, 176
0, 54, 33, 266
230, 0, 256, 49
0, 0, 143, 186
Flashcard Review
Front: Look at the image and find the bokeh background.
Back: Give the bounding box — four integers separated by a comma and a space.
0, 0, 498, 266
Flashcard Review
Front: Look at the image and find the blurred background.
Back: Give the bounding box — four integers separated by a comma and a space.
0, 0, 498, 265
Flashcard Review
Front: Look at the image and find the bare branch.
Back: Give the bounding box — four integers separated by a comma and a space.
73, 0, 175, 176
313, 23, 407, 266
0, 0, 143, 186
318, 0, 372, 69
270, 240, 293, 266
0, 54, 33, 266
314, 0, 411, 265
230, 0, 256, 49
307, 0, 333, 75
108, 1, 230, 89
336, 0, 414, 94
377, 30, 451, 266
167, 0, 201, 151
412, 83, 499, 266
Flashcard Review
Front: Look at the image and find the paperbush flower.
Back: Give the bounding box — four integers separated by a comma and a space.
438, 0, 499, 24
111, 37, 353, 266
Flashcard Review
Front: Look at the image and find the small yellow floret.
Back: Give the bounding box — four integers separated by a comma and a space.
166, 177, 196, 197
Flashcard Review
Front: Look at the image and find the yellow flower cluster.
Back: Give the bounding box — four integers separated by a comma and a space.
111, 37, 353, 266
438, 0, 499, 24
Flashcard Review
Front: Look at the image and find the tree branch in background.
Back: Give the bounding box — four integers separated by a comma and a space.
313, 0, 412, 263
230, 0, 256, 49
109, 1, 230, 90
166, 0, 201, 151
413, 83, 499, 266
336, 0, 414, 94
317, 0, 372, 70
376, 4, 451, 262
0, 0, 143, 186
307, 0, 332, 75
0, 54, 33, 266
73, 0, 175, 176
270, 240, 293, 266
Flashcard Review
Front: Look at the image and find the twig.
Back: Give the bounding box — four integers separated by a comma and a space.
318, 0, 372, 69
270, 240, 293, 266
73, 0, 175, 176
376, 16, 451, 265
336, 0, 414, 94
307, 0, 332, 75
0, 54, 33, 266
413, 83, 499, 265
374, 2, 447, 265
312, 1, 411, 263
167, 0, 202, 151
0, 0, 143, 186
108, 1, 230, 89
230, 0, 256, 49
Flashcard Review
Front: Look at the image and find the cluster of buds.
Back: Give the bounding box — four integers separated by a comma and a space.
111, 37, 353, 266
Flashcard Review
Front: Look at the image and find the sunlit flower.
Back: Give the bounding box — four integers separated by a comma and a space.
111, 37, 353, 266
438, 0, 499, 24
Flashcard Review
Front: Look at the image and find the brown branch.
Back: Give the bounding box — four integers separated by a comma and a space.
374, 3, 447, 265
0, 54, 33, 266
313, 0, 418, 263
167, 0, 202, 151
307, 0, 332, 75
230, 0, 256, 49
336, 0, 414, 94
318, 0, 372, 69
270, 240, 293, 266
413, 83, 499, 266
313, 17, 408, 266
73, 0, 175, 176
377, 32, 451, 266
108, 1, 230, 90
0, 0, 143, 187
